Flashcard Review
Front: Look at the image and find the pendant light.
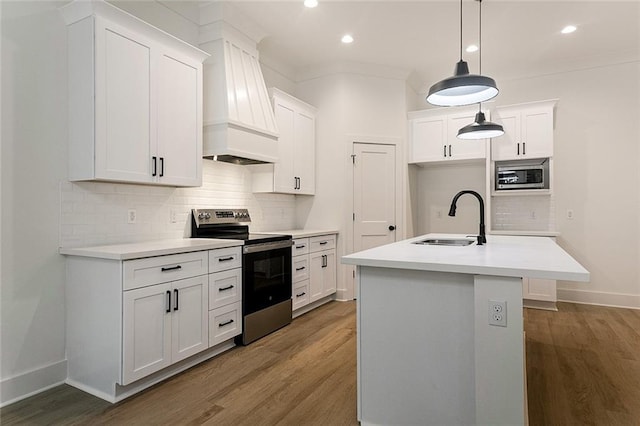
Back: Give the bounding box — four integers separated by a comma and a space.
457, 0, 504, 140
426, 0, 499, 107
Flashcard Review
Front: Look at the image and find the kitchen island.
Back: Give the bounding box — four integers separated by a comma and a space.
342, 234, 589, 426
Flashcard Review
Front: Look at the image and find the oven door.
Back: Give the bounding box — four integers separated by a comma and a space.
242, 240, 292, 315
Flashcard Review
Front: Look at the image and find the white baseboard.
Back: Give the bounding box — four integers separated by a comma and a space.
0, 360, 67, 407
557, 288, 640, 310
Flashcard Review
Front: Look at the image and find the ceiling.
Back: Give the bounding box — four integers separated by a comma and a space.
210, 1, 640, 93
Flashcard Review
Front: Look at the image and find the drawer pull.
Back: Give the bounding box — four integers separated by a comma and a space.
296, 292, 306, 298
161, 265, 182, 272
219, 319, 234, 327
296, 266, 306, 271
218, 256, 235, 262
295, 245, 306, 249
319, 241, 328, 245
219, 285, 234, 292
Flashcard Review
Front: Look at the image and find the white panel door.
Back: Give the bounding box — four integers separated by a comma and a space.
447, 112, 488, 160
273, 100, 296, 192
157, 51, 201, 186
491, 110, 520, 161
309, 251, 325, 303
294, 110, 316, 194
122, 282, 172, 385
353, 143, 396, 252
521, 108, 554, 158
95, 20, 154, 183
410, 116, 446, 163
322, 251, 337, 297
171, 276, 209, 363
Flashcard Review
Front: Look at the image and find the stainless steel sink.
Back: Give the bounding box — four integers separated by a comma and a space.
413, 238, 475, 246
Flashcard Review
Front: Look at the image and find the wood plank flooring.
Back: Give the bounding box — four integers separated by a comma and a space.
2, 300, 639, 425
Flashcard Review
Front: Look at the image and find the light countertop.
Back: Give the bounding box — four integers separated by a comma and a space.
59, 238, 243, 260
490, 230, 560, 237
342, 233, 589, 282
256, 229, 339, 238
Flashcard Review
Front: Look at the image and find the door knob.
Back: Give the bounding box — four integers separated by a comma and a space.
388, 225, 396, 231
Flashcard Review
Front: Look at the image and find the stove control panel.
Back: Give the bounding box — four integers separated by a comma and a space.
192, 208, 251, 226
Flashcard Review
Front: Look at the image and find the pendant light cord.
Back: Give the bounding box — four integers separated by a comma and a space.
478, 0, 483, 112
459, 0, 463, 60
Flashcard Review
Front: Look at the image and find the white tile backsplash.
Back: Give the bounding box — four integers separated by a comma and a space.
491, 195, 556, 232
59, 161, 296, 248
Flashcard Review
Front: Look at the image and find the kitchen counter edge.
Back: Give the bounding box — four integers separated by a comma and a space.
59, 238, 243, 261
256, 229, 339, 238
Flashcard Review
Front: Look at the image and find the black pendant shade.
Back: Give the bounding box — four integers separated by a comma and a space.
457, 111, 504, 139
426, 61, 499, 107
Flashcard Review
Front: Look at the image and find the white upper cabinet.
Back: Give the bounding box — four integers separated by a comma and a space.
408, 107, 488, 164
251, 88, 316, 195
61, 1, 208, 187
491, 100, 556, 161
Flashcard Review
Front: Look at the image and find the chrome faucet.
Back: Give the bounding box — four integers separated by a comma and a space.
448, 190, 486, 245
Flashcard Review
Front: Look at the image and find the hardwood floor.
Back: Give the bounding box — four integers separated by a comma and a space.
524, 302, 640, 426
2, 301, 639, 425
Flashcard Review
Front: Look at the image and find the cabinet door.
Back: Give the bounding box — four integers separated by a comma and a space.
157, 49, 202, 186
522, 278, 557, 302
273, 100, 296, 193
409, 116, 447, 163
122, 282, 172, 385
94, 19, 154, 183
491, 109, 520, 161
447, 112, 488, 160
309, 251, 325, 303
321, 250, 337, 297
521, 108, 554, 159
171, 276, 209, 363
294, 110, 315, 194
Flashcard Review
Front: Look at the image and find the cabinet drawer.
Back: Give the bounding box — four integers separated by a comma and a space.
292, 281, 310, 311
292, 238, 310, 256
209, 268, 242, 310
209, 301, 242, 347
293, 256, 310, 282
310, 235, 336, 253
209, 246, 242, 273
124, 251, 208, 291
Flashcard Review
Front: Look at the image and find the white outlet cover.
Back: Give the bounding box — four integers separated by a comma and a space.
488, 300, 507, 327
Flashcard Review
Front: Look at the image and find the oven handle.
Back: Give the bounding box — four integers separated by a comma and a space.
243, 239, 293, 254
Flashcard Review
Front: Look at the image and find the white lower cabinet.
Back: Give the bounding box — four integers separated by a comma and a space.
292, 234, 337, 313
64, 243, 242, 403
122, 275, 208, 385
309, 249, 336, 302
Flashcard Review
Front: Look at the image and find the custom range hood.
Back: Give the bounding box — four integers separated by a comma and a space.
200, 21, 279, 165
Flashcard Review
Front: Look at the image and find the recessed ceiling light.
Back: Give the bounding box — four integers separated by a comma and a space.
561, 25, 577, 34
466, 44, 478, 53
304, 0, 318, 8
341, 34, 354, 44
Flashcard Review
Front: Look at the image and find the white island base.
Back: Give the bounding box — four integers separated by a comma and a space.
344, 234, 589, 426
357, 267, 524, 425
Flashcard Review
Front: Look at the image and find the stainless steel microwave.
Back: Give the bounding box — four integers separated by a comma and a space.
495, 159, 549, 191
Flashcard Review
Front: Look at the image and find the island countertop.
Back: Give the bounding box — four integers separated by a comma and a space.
342, 233, 589, 282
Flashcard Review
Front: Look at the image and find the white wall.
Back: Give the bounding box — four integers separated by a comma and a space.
296, 71, 407, 300
1, 0, 69, 405
0, 0, 296, 406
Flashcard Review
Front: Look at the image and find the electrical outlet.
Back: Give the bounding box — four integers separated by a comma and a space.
127, 209, 137, 224
488, 300, 507, 327
530, 210, 536, 220
436, 210, 442, 219
170, 209, 177, 223
566, 209, 574, 220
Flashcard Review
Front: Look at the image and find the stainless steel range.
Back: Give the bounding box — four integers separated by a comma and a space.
191, 208, 293, 345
